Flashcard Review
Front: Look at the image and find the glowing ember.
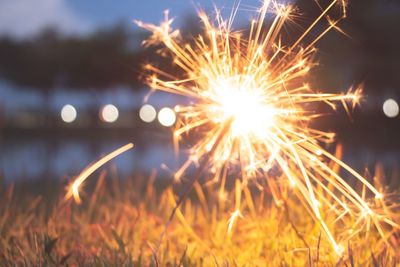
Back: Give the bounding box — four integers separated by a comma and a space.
137, 0, 397, 254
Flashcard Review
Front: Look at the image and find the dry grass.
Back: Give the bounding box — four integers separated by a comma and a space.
0, 168, 399, 266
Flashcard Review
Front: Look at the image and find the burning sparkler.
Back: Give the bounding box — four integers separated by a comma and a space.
136, 0, 397, 255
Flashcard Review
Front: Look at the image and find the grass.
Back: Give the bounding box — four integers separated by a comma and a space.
0, 167, 399, 266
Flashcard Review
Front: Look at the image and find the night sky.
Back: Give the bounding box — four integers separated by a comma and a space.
0, 0, 262, 38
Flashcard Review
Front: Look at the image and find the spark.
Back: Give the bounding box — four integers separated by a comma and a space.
137, 0, 397, 254
228, 209, 243, 235
65, 143, 134, 204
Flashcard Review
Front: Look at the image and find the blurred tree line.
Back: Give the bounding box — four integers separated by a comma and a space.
0, 0, 398, 96
0, 25, 146, 91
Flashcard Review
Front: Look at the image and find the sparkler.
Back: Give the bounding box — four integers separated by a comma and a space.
136, 0, 398, 255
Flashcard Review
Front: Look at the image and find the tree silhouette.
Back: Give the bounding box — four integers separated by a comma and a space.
0, 25, 146, 91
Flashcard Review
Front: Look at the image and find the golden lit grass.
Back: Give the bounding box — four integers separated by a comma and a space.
0, 164, 399, 266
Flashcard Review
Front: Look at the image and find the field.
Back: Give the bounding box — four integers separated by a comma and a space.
0, 164, 399, 267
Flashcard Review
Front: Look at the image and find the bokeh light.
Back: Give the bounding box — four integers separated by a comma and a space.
139, 104, 157, 123
158, 107, 176, 127
101, 104, 119, 123
61, 104, 77, 123
383, 99, 399, 118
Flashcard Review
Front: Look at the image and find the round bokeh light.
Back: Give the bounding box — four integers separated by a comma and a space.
139, 104, 157, 123
101, 104, 119, 123
383, 99, 399, 118
158, 107, 176, 127
61, 104, 77, 123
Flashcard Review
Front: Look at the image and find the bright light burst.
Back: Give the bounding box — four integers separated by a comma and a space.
136, 0, 398, 255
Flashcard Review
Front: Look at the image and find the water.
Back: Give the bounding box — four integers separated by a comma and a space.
0, 86, 398, 182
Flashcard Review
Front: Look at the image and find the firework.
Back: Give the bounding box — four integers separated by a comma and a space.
136, 0, 397, 255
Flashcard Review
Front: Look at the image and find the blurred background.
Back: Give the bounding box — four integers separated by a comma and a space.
0, 0, 398, 182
